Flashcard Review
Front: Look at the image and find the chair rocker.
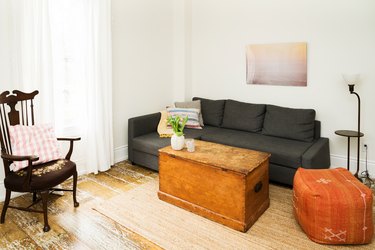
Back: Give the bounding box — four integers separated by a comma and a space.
0, 90, 80, 232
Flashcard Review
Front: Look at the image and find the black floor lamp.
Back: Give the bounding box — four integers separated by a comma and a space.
343, 74, 361, 178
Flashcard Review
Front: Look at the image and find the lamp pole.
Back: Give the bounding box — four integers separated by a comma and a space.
349, 84, 361, 178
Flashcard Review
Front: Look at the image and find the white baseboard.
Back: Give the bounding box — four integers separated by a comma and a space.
330, 154, 375, 177
114, 145, 128, 163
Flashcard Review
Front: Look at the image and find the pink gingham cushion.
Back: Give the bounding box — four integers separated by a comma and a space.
9, 124, 62, 171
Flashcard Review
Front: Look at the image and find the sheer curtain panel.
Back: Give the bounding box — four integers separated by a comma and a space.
5, 0, 114, 174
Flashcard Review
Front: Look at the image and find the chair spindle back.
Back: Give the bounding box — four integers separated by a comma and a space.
0, 90, 39, 156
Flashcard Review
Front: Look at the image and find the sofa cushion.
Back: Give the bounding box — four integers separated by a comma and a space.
185, 126, 222, 139
166, 107, 202, 129
193, 97, 225, 127
222, 100, 265, 132
175, 100, 204, 126
132, 133, 171, 156
262, 105, 316, 142
200, 128, 313, 169
133, 128, 209, 156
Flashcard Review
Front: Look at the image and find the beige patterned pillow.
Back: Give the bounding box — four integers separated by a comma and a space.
166, 107, 202, 129
175, 100, 204, 126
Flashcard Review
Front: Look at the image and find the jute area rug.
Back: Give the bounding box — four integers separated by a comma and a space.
92, 178, 374, 250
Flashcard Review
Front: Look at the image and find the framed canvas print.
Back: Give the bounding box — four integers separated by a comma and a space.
246, 42, 307, 86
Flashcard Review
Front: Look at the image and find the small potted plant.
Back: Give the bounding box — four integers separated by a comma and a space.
167, 115, 188, 150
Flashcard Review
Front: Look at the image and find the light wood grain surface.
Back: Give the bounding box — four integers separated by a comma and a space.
0, 161, 161, 250
159, 140, 270, 232
159, 140, 270, 175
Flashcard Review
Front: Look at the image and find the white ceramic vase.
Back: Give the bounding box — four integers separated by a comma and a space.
171, 133, 185, 150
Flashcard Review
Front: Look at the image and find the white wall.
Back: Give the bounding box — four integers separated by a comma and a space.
172, 0, 192, 101
189, 0, 375, 176
111, 0, 175, 161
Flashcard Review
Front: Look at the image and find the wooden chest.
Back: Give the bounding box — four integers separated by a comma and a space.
158, 140, 270, 232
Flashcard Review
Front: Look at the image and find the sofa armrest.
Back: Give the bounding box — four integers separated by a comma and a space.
128, 112, 161, 139
128, 112, 161, 162
302, 137, 330, 169
314, 120, 321, 140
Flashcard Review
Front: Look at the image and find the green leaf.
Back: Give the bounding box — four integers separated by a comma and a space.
175, 131, 184, 136
180, 116, 188, 131
167, 114, 188, 135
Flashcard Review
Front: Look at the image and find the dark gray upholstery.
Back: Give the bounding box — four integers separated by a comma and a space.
132, 150, 159, 171
128, 99, 330, 186
128, 112, 161, 163
221, 100, 265, 132
192, 97, 225, 127
201, 128, 313, 169
262, 105, 316, 142
130, 126, 223, 171
133, 133, 171, 156
185, 126, 223, 139
269, 164, 297, 186
132, 128, 206, 157
314, 121, 321, 139
302, 138, 331, 169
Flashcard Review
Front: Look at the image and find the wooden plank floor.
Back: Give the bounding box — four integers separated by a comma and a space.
0, 161, 162, 250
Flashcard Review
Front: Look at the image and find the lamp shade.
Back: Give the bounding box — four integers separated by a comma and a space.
342, 74, 360, 85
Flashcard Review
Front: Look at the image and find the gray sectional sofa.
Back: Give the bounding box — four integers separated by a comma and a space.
128, 97, 330, 186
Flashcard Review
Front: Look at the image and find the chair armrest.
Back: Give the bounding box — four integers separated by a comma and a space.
57, 137, 81, 160
1, 152, 37, 184
1, 152, 39, 162
302, 137, 330, 169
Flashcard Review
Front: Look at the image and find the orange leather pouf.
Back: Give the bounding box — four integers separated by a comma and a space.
293, 168, 373, 244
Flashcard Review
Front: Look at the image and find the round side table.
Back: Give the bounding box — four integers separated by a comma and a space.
335, 130, 364, 172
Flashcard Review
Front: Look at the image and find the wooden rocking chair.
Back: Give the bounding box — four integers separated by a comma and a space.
0, 90, 80, 232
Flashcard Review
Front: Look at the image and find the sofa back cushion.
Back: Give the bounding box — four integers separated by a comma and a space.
192, 97, 225, 127
221, 100, 266, 132
262, 105, 316, 142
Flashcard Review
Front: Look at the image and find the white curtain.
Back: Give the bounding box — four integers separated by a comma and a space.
5, 0, 114, 174
8, 0, 55, 122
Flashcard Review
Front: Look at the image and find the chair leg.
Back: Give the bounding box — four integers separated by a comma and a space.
73, 171, 79, 207
33, 192, 37, 202
1, 189, 11, 224
40, 191, 50, 232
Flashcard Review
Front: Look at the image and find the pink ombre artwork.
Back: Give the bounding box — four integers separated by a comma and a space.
246, 42, 307, 86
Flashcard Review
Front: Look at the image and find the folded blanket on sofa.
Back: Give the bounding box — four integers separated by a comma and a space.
157, 110, 173, 138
